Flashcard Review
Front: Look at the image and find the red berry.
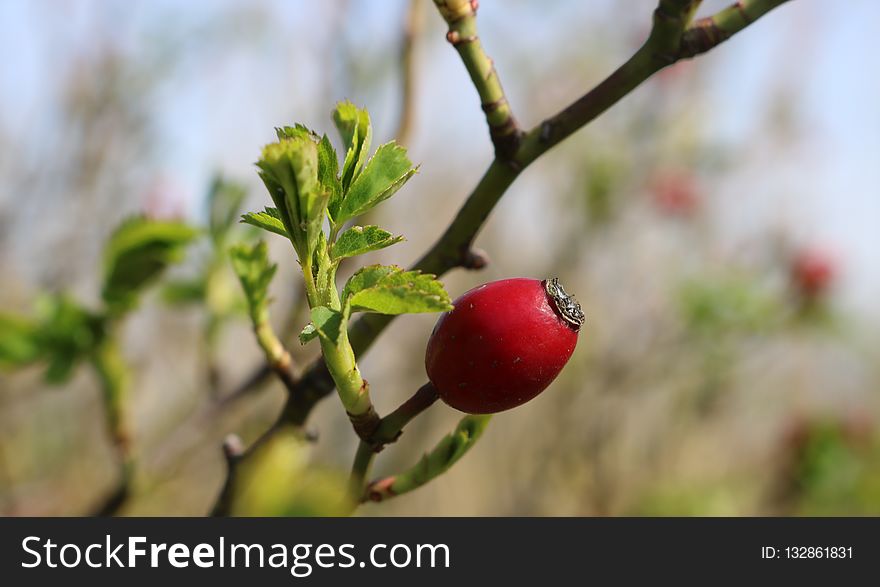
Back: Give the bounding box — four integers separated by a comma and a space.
425, 278, 583, 414
648, 171, 699, 217
791, 248, 835, 298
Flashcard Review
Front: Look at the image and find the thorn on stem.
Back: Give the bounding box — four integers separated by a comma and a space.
540, 120, 554, 143
735, 1, 753, 24
446, 31, 477, 46
480, 96, 508, 114
222, 434, 244, 463
462, 248, 490, 270
365, 477, 397, 502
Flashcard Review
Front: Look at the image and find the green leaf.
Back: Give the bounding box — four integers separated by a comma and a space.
298, 323, 318, 345
33, 294, 104, 384
309, 306, 345, 346
335, 142, 417, 224
207, 176, 248, 239
0, 295, 105, 384
312, 232, 333, 296
332, 101, 371, 193
230, 241, 277, 323
257, 137, 329, 259
342, 265, 452, 315
241, 207, 289, 238
341, 264, 399, 301
331, 225, 404, 261
318, 134, 342, 222
275, 123, 314, 141
101, 216, 199, 315
0, 314, 41, 368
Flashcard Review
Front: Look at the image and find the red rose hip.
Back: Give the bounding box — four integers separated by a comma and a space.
791, 248, 835, 299
425, 278, 584, 414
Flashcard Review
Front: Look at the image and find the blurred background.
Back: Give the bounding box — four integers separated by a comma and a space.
1, 0, 879, 516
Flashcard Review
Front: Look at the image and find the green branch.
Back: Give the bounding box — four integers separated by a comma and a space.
680, 0, 791, 59
89, 336, 134, 516
230, 242, 300, 394
432, 0, 521, 160
349, 382, 440, 496
363, 415, 491, 503
518, 0, 791, 163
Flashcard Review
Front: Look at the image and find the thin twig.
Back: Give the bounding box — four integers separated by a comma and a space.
209, 434, 244, 517
394, 0, 425, 145
432, 0, 522, 161
348, 382, 440, 498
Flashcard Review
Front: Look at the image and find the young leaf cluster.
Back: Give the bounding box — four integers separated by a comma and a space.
240, 101, 451, 341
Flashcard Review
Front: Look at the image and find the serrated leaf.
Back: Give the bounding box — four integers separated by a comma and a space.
333, 101, 371, 193
275, 123, 314, 141
342, 265, 452, 315
241, 207, 289, 238
230, 241, 277, 323
341, 264, 400, 301
331, 226, 404, 261
257, 137, 328, 259
102, 216, 199, 315
298, 323, 318, 345
309, 306, 345, 347
335, 142, 416, 224
313, 232, 333, 296
318, 134, 342, 222
207, 176, 248, 239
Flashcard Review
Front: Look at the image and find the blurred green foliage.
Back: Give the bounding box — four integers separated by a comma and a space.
784, 420, 880, 516
102, 216, 200, 316
0, 294, 103, 384
678, 276, 781, 337
230, 432, 352, 517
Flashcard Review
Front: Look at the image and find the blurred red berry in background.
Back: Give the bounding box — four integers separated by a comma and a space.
791, 248, 836, 299
648, 170, 700, 217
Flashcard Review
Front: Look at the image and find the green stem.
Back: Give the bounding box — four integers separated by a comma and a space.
364, 414, 491, 503
348, 382, 440, 498
300, 258, 321, 307
349, 440, 375, 498
253, 316, 299, 393
433, 0, 520, 159
90, 335, 134, 516
318, 328, 377, 425
303, 239, 381, 439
